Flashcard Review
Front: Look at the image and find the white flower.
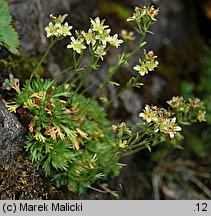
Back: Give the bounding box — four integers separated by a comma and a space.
94, 45, 107, 60
90, 17, 109, 34
167, 96, 184, 108
135, 6, 147, 17
95, 29, 111, 45
197, 111, 206, 122
133, 52, 158, 76
127, 6, 147, 22
112, 125, 118, 133
189, 98, 202, 109
119, 140, 127, 148
163, 117, 182, 139
45, 22, 60, 38
67, 37, 86, 54
50, 14, 68, 24
154, 117, 166, 133
120, 30, 135, 40
126, 15, 137, 22
83, 29, 96, 45
133, 63, 149, 76
139, 105, 158, 123
127, 6, 159, 22
57, 22, 72, 37
108, 34, 123, 48
146, 60, 159, 71
147, 5, 159, 21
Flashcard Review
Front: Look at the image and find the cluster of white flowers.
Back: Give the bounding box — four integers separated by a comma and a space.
112, 122, 132, 135
127, 5, 159, 22
45, 14, 72, 38
67, 36, 86, 54
133, 50, 158, 76
139, 105, 182, 139
67, 17, 123, 59
167, 96, 206, 122
45, 14, 123, 59
167, 96, 185, 108
112, 122, 131, 149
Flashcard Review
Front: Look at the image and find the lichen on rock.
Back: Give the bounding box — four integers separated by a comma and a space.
0, 99, 24, 165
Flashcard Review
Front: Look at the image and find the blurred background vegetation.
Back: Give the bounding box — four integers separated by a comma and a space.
0, 0, 211, 199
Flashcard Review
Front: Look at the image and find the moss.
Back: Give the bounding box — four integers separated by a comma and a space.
0, 55, 44, 100
98, 1, 131, 21
0, 155, 55, 200
1, 55, 43, 81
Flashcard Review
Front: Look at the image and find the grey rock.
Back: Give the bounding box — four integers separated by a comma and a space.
134, 0, 188, 48
9, 0, 79, 55
9, 0, 189, 55
150, 76, 167, 98
0, 99, 24, 166
151, 0, 186, 47
120, 90, 143, 124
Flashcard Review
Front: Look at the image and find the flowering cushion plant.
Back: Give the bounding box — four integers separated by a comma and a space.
1, 4, 206, 194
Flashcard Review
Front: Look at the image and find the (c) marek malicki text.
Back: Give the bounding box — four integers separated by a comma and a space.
19, 202, 83, 212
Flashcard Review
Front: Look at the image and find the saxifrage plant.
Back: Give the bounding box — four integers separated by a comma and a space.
1, 4, 206, 194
